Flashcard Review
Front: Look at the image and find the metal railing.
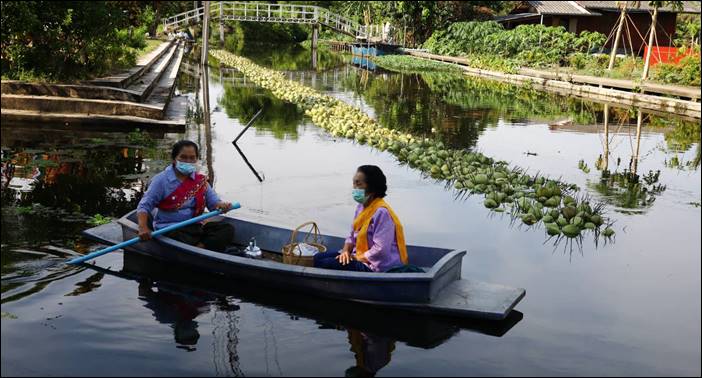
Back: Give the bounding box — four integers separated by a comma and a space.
163, 2, 391, 42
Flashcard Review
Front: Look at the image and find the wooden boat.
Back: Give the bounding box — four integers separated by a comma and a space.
83, 210, 525, 320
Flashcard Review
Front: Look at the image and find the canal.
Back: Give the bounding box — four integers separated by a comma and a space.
2, 43, 700, 376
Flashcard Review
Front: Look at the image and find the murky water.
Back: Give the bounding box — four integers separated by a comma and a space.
2, 44, 700, 376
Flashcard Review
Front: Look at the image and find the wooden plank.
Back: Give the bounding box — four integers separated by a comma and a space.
519, 67, 700, 100
427, 279, 526, 320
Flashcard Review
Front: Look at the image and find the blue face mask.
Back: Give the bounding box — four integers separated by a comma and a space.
352, 188, 368, 204
175, 160, 198, 175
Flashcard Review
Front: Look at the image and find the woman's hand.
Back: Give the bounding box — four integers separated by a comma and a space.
215, 201, 232, 213
336, 251, 353, 265
138, 225, 152, 241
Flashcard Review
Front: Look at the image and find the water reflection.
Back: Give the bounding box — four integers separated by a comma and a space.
0, 127, 175, 216
588, 106, 670, 214
79, 251, 523, 374
345, 329, 394, 377
227, 43, 347, 72
138, 279, 214, 351
336, 71, 608, 150
216, 68, 304, 140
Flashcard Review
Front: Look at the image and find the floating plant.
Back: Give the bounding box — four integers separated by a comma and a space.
211, 49, 617, 241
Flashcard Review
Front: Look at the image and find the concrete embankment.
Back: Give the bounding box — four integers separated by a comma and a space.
1, 39, 188, 129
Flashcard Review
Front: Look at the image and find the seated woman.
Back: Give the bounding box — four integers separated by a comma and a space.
136, 140, 234, 252
314, 165, 408, 272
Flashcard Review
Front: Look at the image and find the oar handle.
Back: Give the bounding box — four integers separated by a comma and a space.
68, 202, 241, 265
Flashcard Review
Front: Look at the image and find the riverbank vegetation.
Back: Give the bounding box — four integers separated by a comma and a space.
420, 19, 701, 86
372, 55, 462, 74
0, 1, 187, 82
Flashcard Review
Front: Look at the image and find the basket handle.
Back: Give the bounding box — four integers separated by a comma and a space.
288, 221, 321, 246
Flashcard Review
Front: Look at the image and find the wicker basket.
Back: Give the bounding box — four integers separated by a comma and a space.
282, 221, 327, 267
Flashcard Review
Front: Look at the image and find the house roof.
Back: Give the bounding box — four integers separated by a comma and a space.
525, 1, 600, 15
578, 1, 701, 13
522, 1, 700, 16
494, 13, 542, 23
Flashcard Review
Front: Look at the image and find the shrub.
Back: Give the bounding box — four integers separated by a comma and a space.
422, 20, 607, 69
652, 55, 702, 86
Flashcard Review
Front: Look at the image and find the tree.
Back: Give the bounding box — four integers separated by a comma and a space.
1, 1, 146, 81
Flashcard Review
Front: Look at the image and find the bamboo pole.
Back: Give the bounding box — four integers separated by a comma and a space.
201, 1, 210, 67
631, 109, 643, 174
608, 4, 628, 70
641, 5, 659, 80
603, 104, 610, 171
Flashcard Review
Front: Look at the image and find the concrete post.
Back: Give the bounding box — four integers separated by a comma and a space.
311, 23, 319, 70
219, 1, 224, 47
312, 23, 319, 50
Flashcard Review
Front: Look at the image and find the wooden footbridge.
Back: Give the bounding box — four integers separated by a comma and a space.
164, 2, 394, 45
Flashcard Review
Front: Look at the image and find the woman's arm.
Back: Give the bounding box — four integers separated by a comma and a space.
136, 175, 165, 240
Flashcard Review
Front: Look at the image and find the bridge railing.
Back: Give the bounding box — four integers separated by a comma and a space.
219, 2, 318, 22
164, 2, 392, 42
164, 7, 204, 30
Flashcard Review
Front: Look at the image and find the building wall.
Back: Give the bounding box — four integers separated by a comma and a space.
577, 11, 677, 52
503, 11, 679, 54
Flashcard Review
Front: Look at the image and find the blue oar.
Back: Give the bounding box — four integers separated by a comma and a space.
67, 202, 241, 265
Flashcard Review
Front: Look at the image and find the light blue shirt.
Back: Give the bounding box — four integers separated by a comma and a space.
136, 165, 221, 230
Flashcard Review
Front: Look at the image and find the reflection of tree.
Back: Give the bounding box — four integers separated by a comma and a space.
218, 83, 303, 140
420, 73, 601, 125
338, 70, 603, 150
589, 168, 666, 214
340, 71, 492, 149
650, 117, 701, 153
233, 43, 346, 72
2, 143, 163, 217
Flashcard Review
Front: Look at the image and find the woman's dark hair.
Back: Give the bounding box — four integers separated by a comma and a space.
357, 165, 387, 198
171, 140, 199, 160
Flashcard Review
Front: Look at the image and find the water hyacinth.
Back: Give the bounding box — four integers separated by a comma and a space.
210, 50, 615, 240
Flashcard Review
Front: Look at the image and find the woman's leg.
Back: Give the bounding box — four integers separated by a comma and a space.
166, 223, 204, 246
201, 221, 235, 252
313, 251, 341, 268
313, 251, 372, 272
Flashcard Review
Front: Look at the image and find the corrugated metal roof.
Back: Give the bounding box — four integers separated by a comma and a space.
577, 1, 701, 13
494, 13, 542, 23
527, 1, 594, 15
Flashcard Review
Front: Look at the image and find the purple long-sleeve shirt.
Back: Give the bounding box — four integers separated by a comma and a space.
136, 165, 221, 230
346, 203, 403, 272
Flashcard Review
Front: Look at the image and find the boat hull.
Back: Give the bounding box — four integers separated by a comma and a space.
82, 212, 525, 320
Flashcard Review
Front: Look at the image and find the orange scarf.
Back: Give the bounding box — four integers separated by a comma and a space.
352, 198, 408, 265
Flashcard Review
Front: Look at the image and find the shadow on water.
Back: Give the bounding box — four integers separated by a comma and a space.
77, 251, 522, 375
